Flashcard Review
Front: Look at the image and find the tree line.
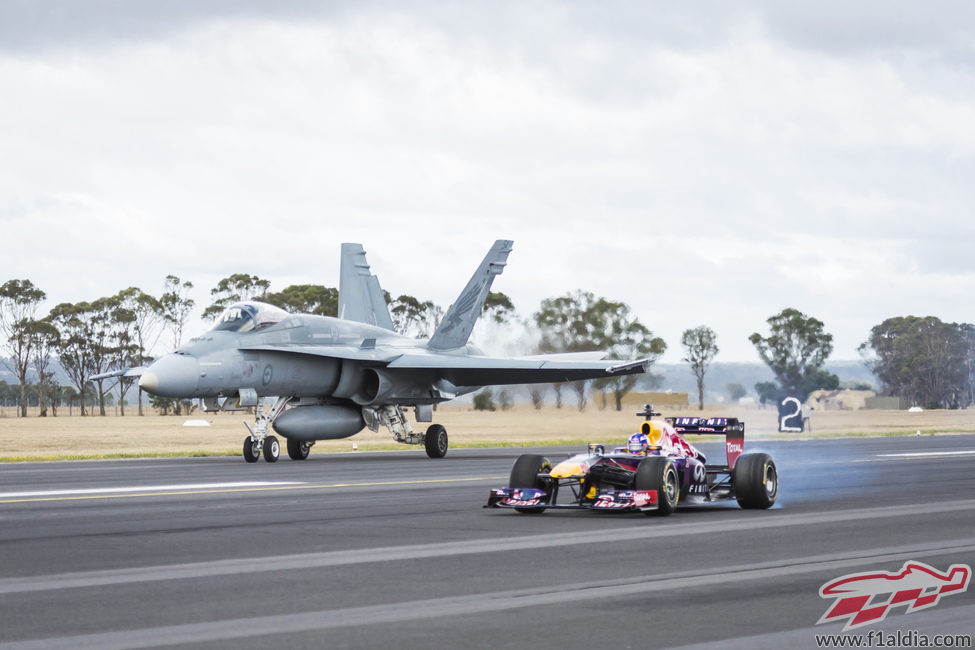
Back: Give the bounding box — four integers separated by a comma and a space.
0, 276, 665, 417
3, 274, 974, 417
746, 309, 975, 410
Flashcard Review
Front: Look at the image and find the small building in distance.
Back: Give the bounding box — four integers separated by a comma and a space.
806, 389, 876, 411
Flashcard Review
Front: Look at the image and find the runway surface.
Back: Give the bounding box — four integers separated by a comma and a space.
1, 435, 973, 649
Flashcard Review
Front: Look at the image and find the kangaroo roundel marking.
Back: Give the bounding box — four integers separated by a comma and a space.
262, 364, 273, 386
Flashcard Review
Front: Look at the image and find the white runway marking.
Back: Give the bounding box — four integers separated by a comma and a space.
4, 538, 974, 649
3, 498, 975, 596
0, 481, 305, 499
877, 450, 975, 458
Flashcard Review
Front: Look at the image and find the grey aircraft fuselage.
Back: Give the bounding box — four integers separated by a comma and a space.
141, 313, 479, 406
126, 240, 646, 461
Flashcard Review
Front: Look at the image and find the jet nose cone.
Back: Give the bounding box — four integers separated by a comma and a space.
139, 372, 159, 393
139, 354, 199, 397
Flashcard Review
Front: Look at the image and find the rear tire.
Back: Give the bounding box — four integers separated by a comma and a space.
508, 454, 553, 513
425, 424, 448, 458
263, 435, 280, 463
733, 452, 777, 509
634, 456, 679, 516
287, 438, 310, 460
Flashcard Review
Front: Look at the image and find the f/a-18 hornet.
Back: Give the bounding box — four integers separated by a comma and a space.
117, 241, 647, 462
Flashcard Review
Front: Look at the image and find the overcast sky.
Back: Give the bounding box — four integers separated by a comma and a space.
2, 1, 974, 363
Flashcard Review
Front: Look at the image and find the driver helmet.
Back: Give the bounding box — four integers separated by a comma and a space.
627, 433, 649, 454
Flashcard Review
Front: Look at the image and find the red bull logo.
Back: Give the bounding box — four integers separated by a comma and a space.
818, 561, 971, 631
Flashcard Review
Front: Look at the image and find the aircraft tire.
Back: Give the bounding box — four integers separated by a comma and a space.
287, 438, 310, 460
263, 435, 280, 463
243, 437, 260, 463
425, 424, 448, 458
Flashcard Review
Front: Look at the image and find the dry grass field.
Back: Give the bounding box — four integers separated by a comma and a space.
1, 395, 974, 460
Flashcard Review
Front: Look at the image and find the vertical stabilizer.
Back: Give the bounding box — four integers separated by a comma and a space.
338, 243, 395, 331
428, 240, 513, 350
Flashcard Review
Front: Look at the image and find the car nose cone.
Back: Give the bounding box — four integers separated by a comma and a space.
139, 354, 199, 397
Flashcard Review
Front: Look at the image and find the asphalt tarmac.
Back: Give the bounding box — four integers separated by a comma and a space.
0, 436, 973, 649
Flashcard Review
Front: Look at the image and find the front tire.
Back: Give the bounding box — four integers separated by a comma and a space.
634, 456, 679, 516
425, 424, 448, 458
263, 435, 280, 463
287, 438, 311, 460
243, 436, 260, 463
508, 454, 553, 513
733, 452, 777, 509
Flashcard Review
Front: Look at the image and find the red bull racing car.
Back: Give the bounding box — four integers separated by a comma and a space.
486, 405, 777, 516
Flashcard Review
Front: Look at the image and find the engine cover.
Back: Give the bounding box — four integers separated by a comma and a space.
272, 405, 366, 441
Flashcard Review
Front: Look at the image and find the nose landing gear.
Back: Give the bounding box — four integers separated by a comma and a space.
242, 396, 292, 463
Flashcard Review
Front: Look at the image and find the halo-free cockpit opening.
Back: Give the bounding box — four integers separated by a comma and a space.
210, 301, 289, 333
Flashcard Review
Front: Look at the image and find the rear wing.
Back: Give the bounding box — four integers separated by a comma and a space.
667, 416, 745, 469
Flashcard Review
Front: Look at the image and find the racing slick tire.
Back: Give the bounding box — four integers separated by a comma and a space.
243, 436, 260, 463
733, 452, 777, 509
634, 456, 679, 516
425, 424, 448, 459
287, 438, 310, 461
508, 454, 553, 514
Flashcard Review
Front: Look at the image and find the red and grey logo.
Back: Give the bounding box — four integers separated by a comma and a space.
818, 561, 971, 631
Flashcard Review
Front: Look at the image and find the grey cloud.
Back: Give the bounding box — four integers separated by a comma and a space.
0, 0, 356, 53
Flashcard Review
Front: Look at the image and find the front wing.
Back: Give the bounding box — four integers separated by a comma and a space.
485, 487, 659, 512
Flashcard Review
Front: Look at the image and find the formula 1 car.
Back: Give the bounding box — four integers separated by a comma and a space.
486, 405, 777, 516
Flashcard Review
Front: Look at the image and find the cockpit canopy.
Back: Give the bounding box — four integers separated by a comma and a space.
209, 301, 289, 333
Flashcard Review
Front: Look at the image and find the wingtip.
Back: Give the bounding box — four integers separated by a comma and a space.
606, 359, 650, 374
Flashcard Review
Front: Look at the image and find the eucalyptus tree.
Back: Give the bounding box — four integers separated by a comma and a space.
49, 301, 97, 416
116, 287, 164, 415
590, 300, 665, 411
87, 296, 137, 416
749, 308, 837, 401
481, 291, 515, 325
159, 275, 195, 351
535, 290, 663, 412
532, 292, 581, 409
203, 274, 270, 321
0, 279, 46, 416
390, 295, 442, 338
681, 325, 719, 410
30, 319, 59, 416
860, 316, 971, 409
264, 285, 339, 316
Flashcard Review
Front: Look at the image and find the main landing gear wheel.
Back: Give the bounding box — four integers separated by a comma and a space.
243, 436, 260, 463
287, 438, 311, 460
425, 424, 448, 459
263, 435, 280, 463
634, 456, 679, 516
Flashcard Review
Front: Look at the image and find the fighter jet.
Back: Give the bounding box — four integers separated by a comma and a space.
114, 241, 646, 462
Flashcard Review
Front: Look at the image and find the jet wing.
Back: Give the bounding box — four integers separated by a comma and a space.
92, 367, 147, 381
238, 343, 404, 364
237, 344, 645, 385
386, 353, 647, 386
